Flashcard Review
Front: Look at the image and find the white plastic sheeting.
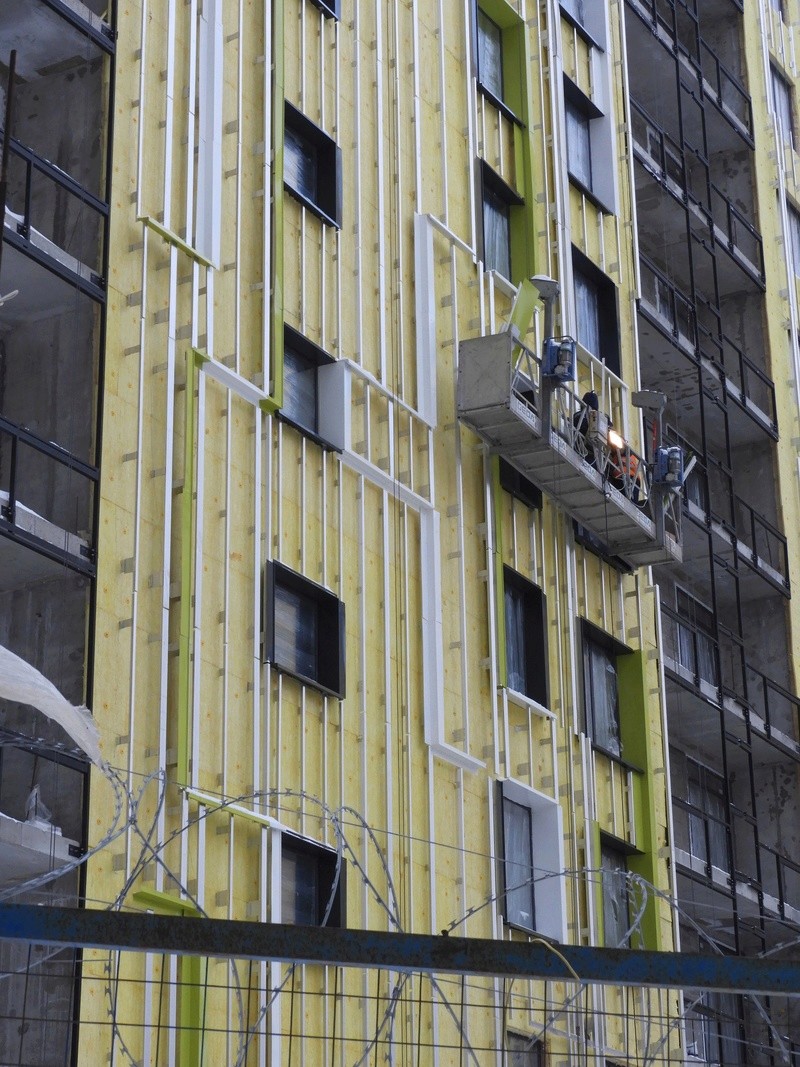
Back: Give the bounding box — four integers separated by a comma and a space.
0, 644, 103, 767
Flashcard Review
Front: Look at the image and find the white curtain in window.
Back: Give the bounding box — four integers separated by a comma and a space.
505, 585, 526, 694
477, 11, 503, 101
285, 127, 317, 202
566, 102, 592, 189
483, 187, 511, 278
503, 798, 534, 929
574, 271, 600, 356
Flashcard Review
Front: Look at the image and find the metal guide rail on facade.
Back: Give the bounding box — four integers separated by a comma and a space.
457, 329, 682, 566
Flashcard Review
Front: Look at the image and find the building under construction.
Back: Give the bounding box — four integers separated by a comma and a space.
0, 0, 799, 1063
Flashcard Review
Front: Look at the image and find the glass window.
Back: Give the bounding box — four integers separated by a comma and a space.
676, 587, 717, 686
267, 561, 346, 697
283, 345, 318, 433
503, 568, 548, 705
281, 836, 344, 926
477, 9, 504, 102
600, 845, 629, 947
274, 583, 318, 680
503, 797, 535, 930
505, 583, 526, 695
687, 761, 729, 872
771, 67, 794, 148
285, 125, 317, 203
483, 184, 511, 278
566, 99, 592, 189
574, 268, 601, 357
507, 1032, 544, 1066
583, 636, 620, 757
684, 992, 743, 1066
788, 204, 800, 276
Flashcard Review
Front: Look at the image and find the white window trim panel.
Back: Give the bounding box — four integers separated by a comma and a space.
196, 0, 223, 266
318, 361, 483, 774
501, 778, 567, 943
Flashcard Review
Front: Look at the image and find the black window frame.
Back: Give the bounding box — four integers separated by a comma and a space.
279, 325, 338, 449
265, 561, 346, 698
497, 780, 537, 934
503, 566, 548, 707
281, 831, 345, 927
284, 101, 342, 227
480, 161, 524, 281
499, 458, 542, 511
572, 247, 620, 374
308, 0, 339, 18
581, 620, 629, 760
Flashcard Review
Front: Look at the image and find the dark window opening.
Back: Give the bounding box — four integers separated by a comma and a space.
582, 621, 629, 758
503, 567, 548, 705
499, 784, 536, 932
481, 162, 524, 280
308, 0, 339, 18
279, 325, 336, 445
499, 459, 542, 510
265, 561, 345, 698
507, 1031, 544, 1066
281, 833, 344, 926
284, 102, 342, 226
573, 248, 620, 373
477, 9, 504, 102
600, 842, 630, 947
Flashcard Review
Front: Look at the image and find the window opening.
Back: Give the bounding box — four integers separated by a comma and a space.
771, 66, 795, 149
477, 9, 503, 102
583, 633, 621, 757
281, 833, 344, 927
600, 844, 630, 947
502, 795, 536, 930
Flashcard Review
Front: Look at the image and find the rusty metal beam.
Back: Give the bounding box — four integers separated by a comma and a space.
1, 904, 799, 995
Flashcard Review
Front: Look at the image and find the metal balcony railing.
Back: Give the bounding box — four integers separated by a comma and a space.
0, 417, 97, 572
733, 495, 789, 590
457, 330, 682, 565
707, 182, 764, 281
673, 796, 731, 877
628, 1, 753, 138
630, 101, 685, 190
1, 134, 108, 297
638, 260, 777, 431
760, 843, 800, 919
639, 255, 697, 352
745, 663, 800, 742
699, 40, 752, 137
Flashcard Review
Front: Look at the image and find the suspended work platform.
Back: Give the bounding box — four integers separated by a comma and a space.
457, 331, 682, 567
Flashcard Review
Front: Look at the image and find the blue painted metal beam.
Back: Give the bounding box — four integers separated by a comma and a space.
1, 904, 798, 995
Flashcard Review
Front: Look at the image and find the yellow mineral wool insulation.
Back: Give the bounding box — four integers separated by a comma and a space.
0, 644, 104, 768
